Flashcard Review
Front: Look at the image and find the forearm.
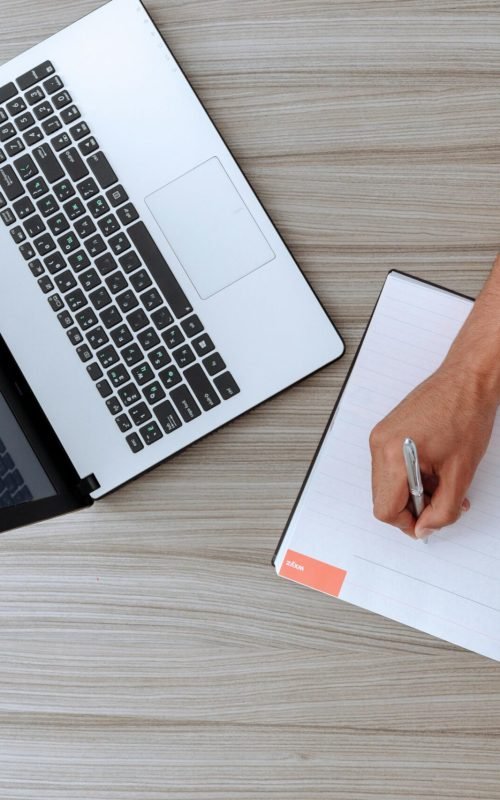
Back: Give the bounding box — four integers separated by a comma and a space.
442, 255, 500, 403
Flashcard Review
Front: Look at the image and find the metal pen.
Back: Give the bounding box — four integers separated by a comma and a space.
403, 437, 427, 542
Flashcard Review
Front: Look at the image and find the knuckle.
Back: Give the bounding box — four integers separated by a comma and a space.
436, 506, 461, 527
373, 502, 395, 525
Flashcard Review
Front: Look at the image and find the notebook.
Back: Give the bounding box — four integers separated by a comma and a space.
274, 270, 500, 661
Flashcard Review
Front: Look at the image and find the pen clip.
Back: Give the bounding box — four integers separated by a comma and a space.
403, 438, 424, 495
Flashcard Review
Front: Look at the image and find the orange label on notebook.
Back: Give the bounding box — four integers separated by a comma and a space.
279, 549, 347, 597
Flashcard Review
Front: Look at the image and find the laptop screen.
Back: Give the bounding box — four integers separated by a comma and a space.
0, 391, 55, 509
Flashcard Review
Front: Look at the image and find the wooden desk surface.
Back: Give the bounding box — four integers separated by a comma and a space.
1, 1, 500, 797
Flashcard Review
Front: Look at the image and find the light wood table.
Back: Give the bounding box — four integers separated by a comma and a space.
1, 1, 500, 797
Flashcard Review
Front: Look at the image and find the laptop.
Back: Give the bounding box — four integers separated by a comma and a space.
0, 0, 344, 534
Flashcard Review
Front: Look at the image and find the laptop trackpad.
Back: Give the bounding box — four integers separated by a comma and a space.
145, 157, 275, 299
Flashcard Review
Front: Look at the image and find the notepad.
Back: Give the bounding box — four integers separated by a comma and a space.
274, 271, 500, 661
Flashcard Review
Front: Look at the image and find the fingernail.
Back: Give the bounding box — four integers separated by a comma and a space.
416, 528, 434, 539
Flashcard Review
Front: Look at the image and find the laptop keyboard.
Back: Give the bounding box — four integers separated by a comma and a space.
0, 437, 33, 507
0, 61, 240, 454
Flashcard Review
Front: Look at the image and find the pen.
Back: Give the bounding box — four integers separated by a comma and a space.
402, 437, 427, 542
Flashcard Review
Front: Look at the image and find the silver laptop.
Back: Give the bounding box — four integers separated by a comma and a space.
0, 0, 344, 533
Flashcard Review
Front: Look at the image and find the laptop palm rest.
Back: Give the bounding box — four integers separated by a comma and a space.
145, 157, 276, 299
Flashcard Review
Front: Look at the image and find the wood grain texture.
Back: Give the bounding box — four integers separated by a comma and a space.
1, 1, 500, 797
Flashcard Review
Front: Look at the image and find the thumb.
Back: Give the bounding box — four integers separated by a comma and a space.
415, 465, 469, 539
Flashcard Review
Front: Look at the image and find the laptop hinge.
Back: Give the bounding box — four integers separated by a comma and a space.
76, 473, 100, 496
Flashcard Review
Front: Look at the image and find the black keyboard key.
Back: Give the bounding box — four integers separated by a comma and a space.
47, 293, 64, 312
141, 288, 162, 312
95, 252, 118, 276
57, 309, 73, 329
74, 215, 96, 239
87, 151, 117, 189
148, 346, 171, 370
214, 372, 240, 400
0, 190, 5, 208
158, 365, 181, 389
58, 231, 79, 254
105, 270, 127, 294
66, 289, 87, 311
28, 258, 44, 277
88, 195, 109, 218
129, 402, 151, 426
25, 87, 45, 106
27, 176, 48, 199
47, 212, 69, 236
139, 421, 163, 446
0, 83, 16, 104
69, 121, 90, 141
181, 315, 204, 337
37, 274, 53, 293
33, 143, 64, 183
44, 75, 63, 95
13, 153, 38, 182
110, 324, 133, 348
0, 109, 6, 124
60, 147, 88, 182
41, 116, 61, 135
85, 234, 106, 258
203, 352, 226, 376
23, 213, 45, 238
79, 268, 101, 292
75, 307, 98, 331
53, 90, 71, 110
68, 249, 90, 272
162, 325, 184, 350
0, 165, 23, 200
192, 333, 215, 357
1, 208, 16, 226
78, 136, 98, 156
19, 242, 35, 260
64, 197, 85, 220
118, 382, 141, 407
170, 384, 201, 422
137, 327, 160, 351
129, 269, 151, 293
67, 327, 83, 346
61, 105, 80, 125
0, 123, 16, 142
10, 226, 26, 244
150, 306, 173, 330
23, 126, 43, 146
126, 431, 143, 453
122, 343, 142, 367
98, 214, 120, 237
96, 379, 112, 398
106, 397, 122, 416
143, 381, 166, 405
126, 308, 148, 332
6, 97, 26, 116
87, 326, 109, 350
89, 287, 111, 310
173, 344, 196, 368
106, 184, 128, 207
44, 251, 65, 275
34, 233, 56, 255
132, 362, 154, 386
97, 345, 119, 369
77, 177, 99, 200
54, 270, 77, 293
86, 362, 103, 381
154, 399, 182, 434
119, 250, 141, 273
129, 222, 193, 318
184, 364, 221, 411
54, 179, 75, 202
5, 138, 25, 157
17, 61, 55, 91
16, 111, 35, 131
100, 305, 122, 329
52, 132, 71, 152
116, 413, 132, 433
117, 203, 138, 226
37, 194, 58, 217
33, 101, 53, 121
76, 344, 92, 363
108, 364, 129, 387
109, 232, 130, 256
116, 289, 138, 313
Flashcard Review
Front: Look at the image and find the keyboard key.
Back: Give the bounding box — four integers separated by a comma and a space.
17, 61, 55, 91
137, 327, 160, 351
154, 399, 182, 434
118, 382, 141, 407
15, 196, 37, 222
132, 362, 155, 386
52, 132, 71, 152
74, 215, 96, 238
5, 138, 25, 157
0, 165, 24, 200
48, 293, 64, 313
0, 83, 16, 104
69, 121, 90, 141
0, 110, 6, 124
28, 258, 44, 277
33, 101, 54, 121
60, 105, 80, 125
110, 324, 133, 348
129, 269, 151, 293
1, 208, 16, 225
33, 143, 64, 183
10, 226, 26, 244
100, 305, 122, 329
122, 343, 143, 367
89, 287, 111, 310
53, 90, 71, 110
126, 431, 143, 453
54, 269, 77, 293
79, 136, 98, 156
23, 213, 45, 238
162, 325, 184, 349
60, 147, 88, 182
47, 212, 69, 236
106, 184, 128, 207
97, 345, 119, 369
0, 190, 5, 208
77, 177, 99, 200
141, 288, 162, 312
58, 231, 79, 254
116, 413, 132, 433
27, 176, 48, 199
158, 365, 181, 389
192, 333, 215, 357
37, 274, 53, 293
66, 289, 87, 311
170, 384, 201, 422
139, 421, 163, 446
54, 179, 75, 201
76, 343, 92, 362
86, 362, 103, 381
105, 270, 127, 294
0, 123, 16, 142
151, 306, 174, 330
116, 289, 138, 313
23, 126, 43, 146
148, 346, 170, 370
25, 87, 45, 106
6, 97, 26, 116
88, 195, 109, 218
184, 364, 221, 411
41, 116, 61, 135
143, 381, 165, 405
16, 111, 35, 131
87, 151, 117, 189
106, 397, 122, 416
203, 352, 226, 376
128, 222, 193, 319
107, 364, 129, 387
79, 268, 101, 292
19, 242, 35, 260
181, 315, 204, 337
129, 402, 151, 426
214, 372, 240, 400
119, 250, 141, 273
173, 344, 196, 368
34, 233, 56, 255
68, 249, 90, 272
109, 232, 130, 255
127, 308, 148, 332
67, 327, 83, 346
96, 379, 112, 398
86, 324, 109, 350
57, 309, 73, 329
64, 197, 85, 220
98, 214, 120, 237
44, 75, 63, 95
85, 234, 106, 257
95, 252, 118, 276
75, 307, 98, 330
37, 194, 58, 217
117, 203, 138, 225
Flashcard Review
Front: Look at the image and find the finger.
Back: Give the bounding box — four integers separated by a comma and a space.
414, 463, 470, 538
371, 449, 416, 536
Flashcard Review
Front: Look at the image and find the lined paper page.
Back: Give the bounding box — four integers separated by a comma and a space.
276, 272, 500, 661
